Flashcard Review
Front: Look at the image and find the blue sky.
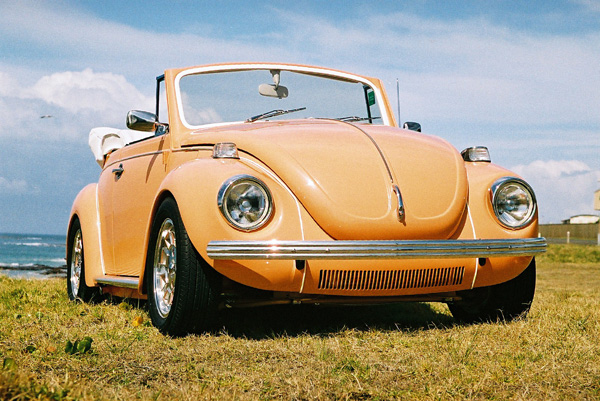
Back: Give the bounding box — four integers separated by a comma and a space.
0, 0, 599, 234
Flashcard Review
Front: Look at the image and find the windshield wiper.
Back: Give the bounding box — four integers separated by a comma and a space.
246, 107, 306, 123
336, 116, 382, 122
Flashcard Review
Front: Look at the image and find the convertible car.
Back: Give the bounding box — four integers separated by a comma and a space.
67, 63, 547, 335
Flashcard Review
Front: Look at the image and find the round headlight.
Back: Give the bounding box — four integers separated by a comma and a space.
491, 177, 536, 229
217, 175, 273, 231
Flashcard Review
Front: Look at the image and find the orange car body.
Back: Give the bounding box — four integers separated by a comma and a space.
68, 63, 546, 305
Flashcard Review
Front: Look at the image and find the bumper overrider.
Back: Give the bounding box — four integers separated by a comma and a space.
207, 238, 547, 260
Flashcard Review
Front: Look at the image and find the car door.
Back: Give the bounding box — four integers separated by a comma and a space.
107, 135, 169, 277
97, 164, 117, 275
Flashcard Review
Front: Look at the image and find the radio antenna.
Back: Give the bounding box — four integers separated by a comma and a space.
396, 78, 401, 127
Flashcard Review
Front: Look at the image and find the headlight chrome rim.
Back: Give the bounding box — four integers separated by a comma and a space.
217, 174, 273, 231
491, 177, 537, 229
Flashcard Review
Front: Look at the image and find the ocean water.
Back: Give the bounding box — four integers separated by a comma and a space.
0, 233, 67, 278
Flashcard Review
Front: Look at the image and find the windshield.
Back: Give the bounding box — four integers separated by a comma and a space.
177, 69, 383, 127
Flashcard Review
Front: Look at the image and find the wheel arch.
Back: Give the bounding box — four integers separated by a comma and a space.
68, 183, 103, 287
138, 159, 234, 294
138, 189, 176, 294
150, 159, 261, 263
138, 159, 258, 293
140, 157, 308, 293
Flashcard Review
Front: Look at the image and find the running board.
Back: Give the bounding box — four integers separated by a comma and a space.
95, 276, 139, 289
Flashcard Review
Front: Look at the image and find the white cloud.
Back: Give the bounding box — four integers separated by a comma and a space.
266, 10, 600, 127
0, 1, 598, 233
0, 177, 29, 194
0, 2, 297, 82
0, 71, 20, 96
24, 68, 152, 114
512, 160, 600, 223
0, 69, 153, 141
0, 97, 39, 130
1, 3, 598, 129
572, 0, 600, 13
513, 160, 592, 179
185, 107, 223, 125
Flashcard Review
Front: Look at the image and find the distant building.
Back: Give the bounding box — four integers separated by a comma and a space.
595, 189, 600, 211
561, 214, 600, 224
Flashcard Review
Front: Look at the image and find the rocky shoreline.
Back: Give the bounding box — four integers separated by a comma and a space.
0, 264, 67, 278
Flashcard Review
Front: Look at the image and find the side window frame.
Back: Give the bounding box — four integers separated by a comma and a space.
155, 75, 168, 135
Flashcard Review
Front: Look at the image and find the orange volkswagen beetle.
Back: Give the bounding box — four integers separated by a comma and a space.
67, 63, 547, 335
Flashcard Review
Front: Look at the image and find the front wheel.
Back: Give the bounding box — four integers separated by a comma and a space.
66, 218, 98, 302
146, 198, 219, 336
448, 258, 536, 323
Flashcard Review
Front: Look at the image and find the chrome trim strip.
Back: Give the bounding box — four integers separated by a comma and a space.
207, 238, 547, 260
103, 150, 164, 170
96, 276, 139, 289
95, 185, 105, 275
466, 202, 479, 289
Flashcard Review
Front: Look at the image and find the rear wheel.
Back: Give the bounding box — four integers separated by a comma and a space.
146, 198, 219, 336
448, 258, 536, 323
66, 219, 98, 302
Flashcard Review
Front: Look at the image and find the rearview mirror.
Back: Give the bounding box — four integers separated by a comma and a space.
126, 110, 157, 132
258, 84, 288, 99
403, 121, 421, 132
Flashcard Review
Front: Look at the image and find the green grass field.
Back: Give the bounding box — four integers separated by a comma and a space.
1, 245, 599, 400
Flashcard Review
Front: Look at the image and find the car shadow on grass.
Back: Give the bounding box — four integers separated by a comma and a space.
105, 296, 457, 339
215, 302, 456, 339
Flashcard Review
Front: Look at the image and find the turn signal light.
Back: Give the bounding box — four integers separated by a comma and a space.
212, 142, 239, 159
461, 146, 491, 162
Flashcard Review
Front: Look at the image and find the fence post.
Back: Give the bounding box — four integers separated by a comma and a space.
567, 231, 570, 244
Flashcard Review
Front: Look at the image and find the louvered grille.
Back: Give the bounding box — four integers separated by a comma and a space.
317, 266, 465, 291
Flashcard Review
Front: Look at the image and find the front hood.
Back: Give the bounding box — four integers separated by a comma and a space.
183, 120, 467, 240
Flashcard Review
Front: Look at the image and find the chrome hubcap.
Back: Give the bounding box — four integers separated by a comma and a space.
153, 218, 177, 318
70, 229, 83, 298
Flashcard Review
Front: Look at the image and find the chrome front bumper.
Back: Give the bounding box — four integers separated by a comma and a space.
207, 238, 547, 260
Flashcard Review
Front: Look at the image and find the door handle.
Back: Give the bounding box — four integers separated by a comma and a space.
392, 184, 405, 222
112, 163, 124, 177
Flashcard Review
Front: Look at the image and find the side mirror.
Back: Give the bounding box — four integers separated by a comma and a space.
403, 121, 421, 132
126, 110, 158, 132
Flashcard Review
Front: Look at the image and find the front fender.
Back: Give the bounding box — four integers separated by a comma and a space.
156, 157, 306, 291
465, 162, 538, 287
68, 183, 103, 287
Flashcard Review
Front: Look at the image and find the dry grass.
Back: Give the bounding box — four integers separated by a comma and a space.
1, 244, 599, 400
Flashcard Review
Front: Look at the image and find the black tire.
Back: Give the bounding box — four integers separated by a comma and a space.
448, 258, 536, 323
145, 197, 219, 336
66, 218, 98, 302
